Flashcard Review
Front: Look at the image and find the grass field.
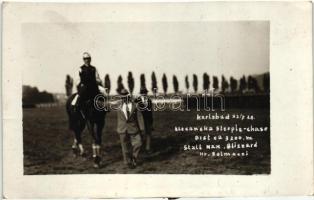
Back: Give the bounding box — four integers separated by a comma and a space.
23, 106, 270, 175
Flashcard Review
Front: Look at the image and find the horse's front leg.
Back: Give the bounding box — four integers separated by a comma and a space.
86, 120, 100, 168
91, 120, 104, 168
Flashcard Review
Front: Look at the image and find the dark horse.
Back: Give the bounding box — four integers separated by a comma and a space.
66, 93, 108, 168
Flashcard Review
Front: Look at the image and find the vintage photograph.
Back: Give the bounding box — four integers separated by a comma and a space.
4, 1, 314, 198
22, 21, 270, 174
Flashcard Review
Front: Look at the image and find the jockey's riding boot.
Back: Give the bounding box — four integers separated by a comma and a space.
71, 94, 81, 112
74, 100, 80, 113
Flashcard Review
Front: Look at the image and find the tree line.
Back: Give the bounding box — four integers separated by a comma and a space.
23, 85, 55, 105
65, 72, 270, 96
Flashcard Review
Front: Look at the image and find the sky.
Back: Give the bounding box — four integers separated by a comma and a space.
22, 21, 269, 94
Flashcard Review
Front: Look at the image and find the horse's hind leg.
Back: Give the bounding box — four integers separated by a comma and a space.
69, 125, 81, 156
73, 130, 85, 156
71, 118, 86, 157
85, 120, 99, 168
67, 95, 86, 157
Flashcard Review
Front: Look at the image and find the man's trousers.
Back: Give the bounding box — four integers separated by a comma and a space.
119, 132, 142, 165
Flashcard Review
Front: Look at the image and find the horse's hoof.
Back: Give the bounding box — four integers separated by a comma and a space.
93, 156, 101, 168
93, 161, 100, 169
93, 163, 100, 168
79, 154, 87, 161
72, 148, 78, 157
79, 152, 86, 157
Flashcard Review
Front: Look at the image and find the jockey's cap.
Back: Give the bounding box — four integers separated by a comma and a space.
83, 52, 91, 59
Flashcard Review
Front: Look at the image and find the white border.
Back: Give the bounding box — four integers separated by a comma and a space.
2, 2, 313, 198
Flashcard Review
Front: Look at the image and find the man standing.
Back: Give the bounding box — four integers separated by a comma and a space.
137, 87, 153, 154
116, 89, 143, 169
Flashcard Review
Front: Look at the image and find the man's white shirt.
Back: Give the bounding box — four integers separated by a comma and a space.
141, 96, 148, 106
122, 102, 133, 119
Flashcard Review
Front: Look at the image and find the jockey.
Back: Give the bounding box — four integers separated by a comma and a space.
71, 52, 105, 109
